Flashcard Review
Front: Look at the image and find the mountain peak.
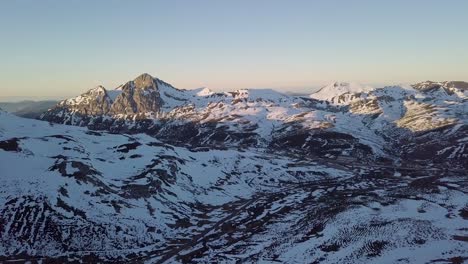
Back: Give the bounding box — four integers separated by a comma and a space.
133, 73, 156, 89
193, 87, 214, 96
310, 81, 374, 101
134, 72, 154, 80
88, 85, 107, 94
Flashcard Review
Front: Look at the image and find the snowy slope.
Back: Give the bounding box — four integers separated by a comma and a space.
0, 112, 346, 261
310, 82, 375, 104
1, 111, 467, 263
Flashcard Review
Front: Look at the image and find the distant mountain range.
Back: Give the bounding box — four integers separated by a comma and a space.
0, 74, 467, 263
0, 100, 58, 118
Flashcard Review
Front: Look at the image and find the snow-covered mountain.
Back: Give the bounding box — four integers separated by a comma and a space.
309, 82, 375, 104
1, 74, 467, 262
41, 74, 468, 169
1, 110, 467, 263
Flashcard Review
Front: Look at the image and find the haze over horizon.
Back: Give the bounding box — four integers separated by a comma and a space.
1, 0, 468, 100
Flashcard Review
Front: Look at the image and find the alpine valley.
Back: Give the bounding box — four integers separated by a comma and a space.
0, 73, 467, 263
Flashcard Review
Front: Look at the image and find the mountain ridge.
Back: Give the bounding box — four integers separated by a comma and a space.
1, 102, 467, 263
1, 75, 467, 262
39, 74, 468, 170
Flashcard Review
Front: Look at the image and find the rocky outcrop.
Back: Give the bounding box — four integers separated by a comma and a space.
43, 74, 164, 119
110, 73, 162, 114
60, 86, 112, 115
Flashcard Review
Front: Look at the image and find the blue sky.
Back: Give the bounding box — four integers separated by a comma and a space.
1, 0, 467, 98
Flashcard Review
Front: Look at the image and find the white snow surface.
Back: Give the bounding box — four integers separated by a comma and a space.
310, 82, 375, 102
0, 110, 467, 263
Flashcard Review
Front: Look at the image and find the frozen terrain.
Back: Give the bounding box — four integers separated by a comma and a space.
0, 75, 467, 263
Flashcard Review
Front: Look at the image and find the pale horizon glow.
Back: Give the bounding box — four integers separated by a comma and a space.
1, 0, 468, 100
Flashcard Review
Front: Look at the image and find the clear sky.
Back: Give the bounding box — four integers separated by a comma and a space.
1, 0, 468, 99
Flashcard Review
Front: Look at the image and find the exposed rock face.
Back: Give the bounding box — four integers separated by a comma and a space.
59, 86, 113, 115
42, 74, 164, 119
110, 73, 162, 114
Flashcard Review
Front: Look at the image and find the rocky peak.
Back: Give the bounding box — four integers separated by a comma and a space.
56, 85, 113, 115
44, 73, 180, 117
88, 85, 107, 94
133, 73, 157, 90
110, 73, 163, 115
62, 86, 108, 104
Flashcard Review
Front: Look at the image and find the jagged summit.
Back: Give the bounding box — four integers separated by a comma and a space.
133, 73, 157, 90
89, 85, 107, 93
110, 74, 163, 115
119, 73, 158, 91
135, 72, 154, 80
61, 85, 107, 105
48, 74, 178, 116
